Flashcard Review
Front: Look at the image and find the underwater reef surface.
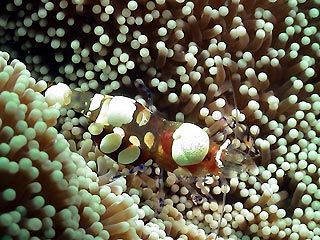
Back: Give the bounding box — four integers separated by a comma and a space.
0, 0, 320, 239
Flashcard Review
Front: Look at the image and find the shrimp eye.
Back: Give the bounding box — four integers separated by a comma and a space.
171, 123, 210, 166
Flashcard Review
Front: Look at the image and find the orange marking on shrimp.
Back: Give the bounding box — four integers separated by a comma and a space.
184, 145, 220, 176
159, 128, 174, 157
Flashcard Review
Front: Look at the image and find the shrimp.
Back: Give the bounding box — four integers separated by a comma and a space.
45, 81, 263, 237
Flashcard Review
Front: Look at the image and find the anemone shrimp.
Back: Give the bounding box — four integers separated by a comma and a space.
45, 79, 271, 238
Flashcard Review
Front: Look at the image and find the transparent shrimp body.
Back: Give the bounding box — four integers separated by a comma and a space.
45, 83, 263, 238
45, 83, 258, 180
47, 85, 200, 166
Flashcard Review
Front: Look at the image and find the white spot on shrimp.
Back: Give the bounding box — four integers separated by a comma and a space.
136, 108, 151, 126
89, 93, 104, 111
172, 123, 209, 166
88, 122, 104, 135
144, 132, 155, 149
118, 145, 141, 164
100, 133, 122, 154
107, 96, 136, 127
129, 135, 140, 146
95, 98, 111, 125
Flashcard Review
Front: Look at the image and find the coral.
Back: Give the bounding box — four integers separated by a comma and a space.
0, 0, 320, 239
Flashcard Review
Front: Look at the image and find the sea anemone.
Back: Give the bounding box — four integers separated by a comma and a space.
0, 51, 143, 239
1, 0, 320, 239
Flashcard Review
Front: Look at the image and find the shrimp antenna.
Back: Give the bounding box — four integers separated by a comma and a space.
157, 167, 165, 214
134, 79, 154, 107
214, 176, 227, 240
213, 69, 236, 239
214, 69, 246, 239
228, 72, 275, 204
228, 73, 276, 208
248, 135, 277, 206
134, 78, 165, 118
229, 71, 243, 143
